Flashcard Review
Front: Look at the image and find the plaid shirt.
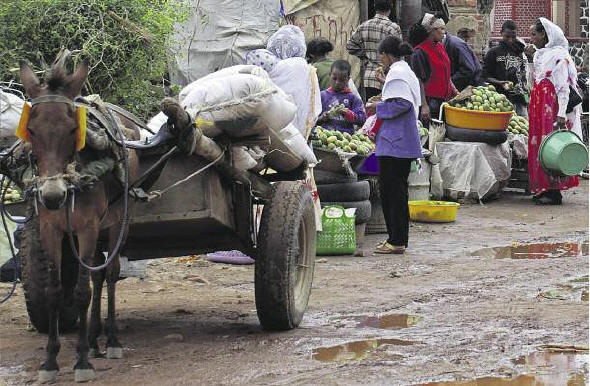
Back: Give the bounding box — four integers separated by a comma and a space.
346, 14, 402, 90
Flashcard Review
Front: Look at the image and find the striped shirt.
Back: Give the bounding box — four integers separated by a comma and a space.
346, 14, 402, 90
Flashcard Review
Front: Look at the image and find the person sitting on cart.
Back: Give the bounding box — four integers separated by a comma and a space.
317, 60, 366, 134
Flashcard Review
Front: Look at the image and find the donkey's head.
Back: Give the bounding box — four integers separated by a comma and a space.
19, 56, 89, 210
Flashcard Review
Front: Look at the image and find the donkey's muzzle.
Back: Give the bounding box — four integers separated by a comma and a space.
39, 178, 68, 210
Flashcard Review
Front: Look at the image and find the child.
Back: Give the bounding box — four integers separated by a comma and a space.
318, 60, 366, 134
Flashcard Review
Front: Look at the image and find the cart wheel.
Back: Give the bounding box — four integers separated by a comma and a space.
19, 202, 79, 333
255, 181, 316, 330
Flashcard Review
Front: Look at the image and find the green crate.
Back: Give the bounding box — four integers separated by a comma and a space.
316, 205, 356, 255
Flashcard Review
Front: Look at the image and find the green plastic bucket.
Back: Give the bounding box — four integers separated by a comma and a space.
538, 130, 589, 176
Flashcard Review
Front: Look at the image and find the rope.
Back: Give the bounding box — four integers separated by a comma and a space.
147, 151, 224, 201
23, 162, 98, 189
64, 106, 130, 272
0, 175, 18, 304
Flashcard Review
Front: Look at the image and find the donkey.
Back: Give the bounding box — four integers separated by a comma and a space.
19, 57, 139, 383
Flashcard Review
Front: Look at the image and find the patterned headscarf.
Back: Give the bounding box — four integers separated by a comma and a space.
266, 25, 306, 60
421, 13, 445, 32
245, 49, 279, 73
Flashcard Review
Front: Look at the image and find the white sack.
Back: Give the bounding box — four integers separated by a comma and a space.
183, 73, 297, 138
232, 146, 258, 170
265, 123, 317, 172
0, 90, 25, 138
179, 65, 270, 102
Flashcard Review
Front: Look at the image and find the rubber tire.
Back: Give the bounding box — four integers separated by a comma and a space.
19, 203, 79, 333
317, 180, 370, 202
313, 169, 357, 185
255, 181, 316, 330
445, 124, 508, 145
321, 200, 372, 224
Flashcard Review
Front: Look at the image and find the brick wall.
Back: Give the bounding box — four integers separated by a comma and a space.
582, 0, 589, 38
493, 0, 551, 37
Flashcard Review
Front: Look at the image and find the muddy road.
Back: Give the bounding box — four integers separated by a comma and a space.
1, 182, 588, 385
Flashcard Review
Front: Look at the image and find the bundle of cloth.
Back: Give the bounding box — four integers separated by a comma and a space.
146, 25, 321, 173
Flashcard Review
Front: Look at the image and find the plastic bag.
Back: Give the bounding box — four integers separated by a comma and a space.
316, 205, 356, 256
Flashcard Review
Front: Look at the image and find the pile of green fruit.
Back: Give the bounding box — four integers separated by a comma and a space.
311, 126, 375, 156
507, 115, 529, 136
1, 179, 22, 204
453, 85, 515, 113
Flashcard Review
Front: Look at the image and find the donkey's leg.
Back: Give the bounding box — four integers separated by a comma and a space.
72, 231, 98, 382
105, 226, 123, 359
89, 253, 105, 358
38, 225, 63, 383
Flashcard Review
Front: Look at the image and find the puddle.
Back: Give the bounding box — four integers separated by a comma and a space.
422, 350, 588, 385
312, 338, 415, 363
471, 242, 589, 259
357, 314, 423, 330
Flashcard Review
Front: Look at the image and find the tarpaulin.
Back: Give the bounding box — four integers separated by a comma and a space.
289, 0, 361, 85
283, 0, 321, 15
169, 0, 280, 85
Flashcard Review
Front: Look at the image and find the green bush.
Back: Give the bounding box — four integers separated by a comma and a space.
0, 0, 188, 119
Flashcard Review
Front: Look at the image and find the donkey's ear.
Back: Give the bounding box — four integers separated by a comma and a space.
19, 61, 41, 98
66, 59, 89, 98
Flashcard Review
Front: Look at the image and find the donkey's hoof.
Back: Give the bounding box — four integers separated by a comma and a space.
38, 370, 57, 383
74, 368, 95, 383
106, 346, 123, 359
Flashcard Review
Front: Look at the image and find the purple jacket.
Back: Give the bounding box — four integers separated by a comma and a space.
320, 88, 367, 133
375, 98, 423, 159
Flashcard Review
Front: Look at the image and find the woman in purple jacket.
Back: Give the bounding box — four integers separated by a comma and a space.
374, 36, 423, 255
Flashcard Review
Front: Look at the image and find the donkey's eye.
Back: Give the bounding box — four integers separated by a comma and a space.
27, 129, 35, 138
70, 128, 77, 135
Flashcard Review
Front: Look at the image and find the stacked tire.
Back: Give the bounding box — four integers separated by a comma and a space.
315, 172, 372, 255
317, 179, 371, 225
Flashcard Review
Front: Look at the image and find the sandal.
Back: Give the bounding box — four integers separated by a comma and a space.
374, 242, 405, 254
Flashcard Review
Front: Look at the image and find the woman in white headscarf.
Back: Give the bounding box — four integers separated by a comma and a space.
246, 25, 322, 138
527, 17, 580, 205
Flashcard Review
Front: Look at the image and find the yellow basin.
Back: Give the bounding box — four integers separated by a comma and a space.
408, 201, 460, 223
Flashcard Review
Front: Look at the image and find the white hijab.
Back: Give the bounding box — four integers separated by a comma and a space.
381, 60, 421, 118
533, 18, 577, 87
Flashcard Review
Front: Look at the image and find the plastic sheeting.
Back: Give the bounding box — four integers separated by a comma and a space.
432, 141, 512, 201
169, 0, 280, 85
507, 133, 529, 160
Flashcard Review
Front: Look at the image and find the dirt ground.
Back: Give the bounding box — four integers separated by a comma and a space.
1, 182, 588, 386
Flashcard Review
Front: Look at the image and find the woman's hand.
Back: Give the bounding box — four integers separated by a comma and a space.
376, 67, 386, 84
420, 105, 431, 123
554, 116, 567, 130
525, 44, 536, 62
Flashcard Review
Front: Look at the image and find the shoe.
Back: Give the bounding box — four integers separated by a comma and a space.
535, 195, 562, 205
374, 242, 405, 254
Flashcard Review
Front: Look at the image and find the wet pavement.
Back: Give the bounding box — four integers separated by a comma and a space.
356, 314, 423, 330
471, 242, 589, 259
312, 338, 417, 363
0, 183, 588, 385
422, 350, 588, 385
